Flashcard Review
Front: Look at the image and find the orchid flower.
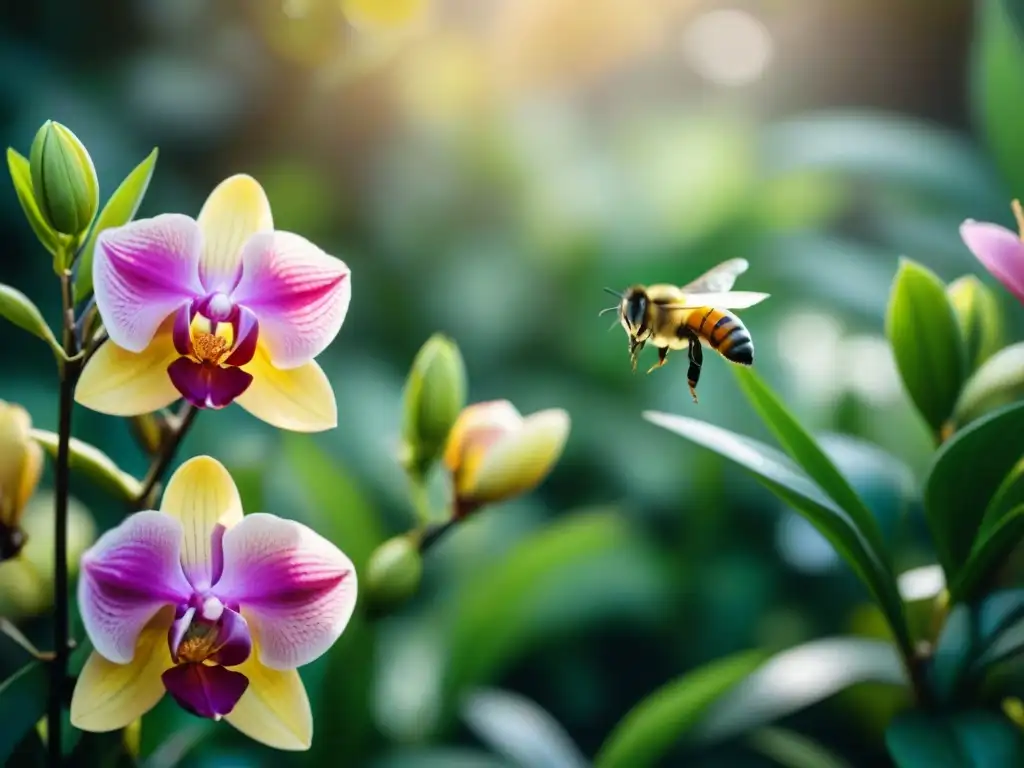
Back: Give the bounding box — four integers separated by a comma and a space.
74, 174, 351, 432
961, 199, 1024, 305
70, 456, 356, 750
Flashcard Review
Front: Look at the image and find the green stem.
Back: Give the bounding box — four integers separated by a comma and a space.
49, 270, 80, 768
408, 474, 433, 525
135, 403, 198, 510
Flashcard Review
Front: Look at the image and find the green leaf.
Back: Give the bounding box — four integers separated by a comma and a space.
885, 258, 967, 437
952, 343, 1024, 432
975, 589, 1024, 669
732, 366, 890, 564
923, 401, 1024, 583
0, 662, 48, 764
6, 147, 60, 256
0, 283, 64, 361
747, 727, 855, 768
694, 637, 907, 745
74, 148, 158, 304
461, 688, 589, 768
31, 429, 143, 501
956, 505, 1024, 599
593, 650, 766, 768
971, 0, 1024, 199
946, 275, 1005, 374
644, 411, 911, 656
886, 710, 1024, 768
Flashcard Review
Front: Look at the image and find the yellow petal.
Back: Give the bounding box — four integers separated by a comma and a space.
467, 408, 570, 504
74, 334, 179, 416
197, 175, 273, 288
70, 608, 174, 732
0, 402, 41, 524
236, 346, 337, 432
341, 0, 427, 29
160, 456, 243, 589
442, 400, 522, 472
225, 654, 312, 751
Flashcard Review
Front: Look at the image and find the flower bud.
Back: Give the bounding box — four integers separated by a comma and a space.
950, 342, 1024, 431
365, 534, 423, 610
0, 401, 43, 561
443, 400, 570, 517
401, 334, 467, 477
29, 120, 99, 240
947, 275, 1004, 371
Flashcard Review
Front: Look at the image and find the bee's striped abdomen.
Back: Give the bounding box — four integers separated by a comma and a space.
685, 307, 754, 365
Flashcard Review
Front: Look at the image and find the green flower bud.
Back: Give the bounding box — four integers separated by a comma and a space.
400, 334, 467, 477
950, 342, 1024, 432
29, 120, 99, 240
947, 275, 1004, 372
365, 534, 423, 610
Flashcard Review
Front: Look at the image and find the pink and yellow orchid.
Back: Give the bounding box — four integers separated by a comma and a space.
74, 174, 350, 432
961, 199, 1024, 305
70, 456, 356, 750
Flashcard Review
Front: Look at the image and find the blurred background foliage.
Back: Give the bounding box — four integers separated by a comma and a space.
3, 0, 1024, 766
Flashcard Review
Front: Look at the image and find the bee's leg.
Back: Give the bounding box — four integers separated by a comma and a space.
629, 338, 645, 372
686, 335, 703, 403
646, 347, 668, 374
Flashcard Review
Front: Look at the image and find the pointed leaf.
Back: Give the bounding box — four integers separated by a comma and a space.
733, 366, 890, 562
956, 504, 1024, 599
593, 650, 766, 768
74, 148, 158, 304
461, 688, 589, 768
6, 147, 59, 256
923, 401, 1024, 584
747, 727, 855, 768
0, 284, 64, 360
694, 637, 907, 745
0, 662, 47, 765
886, 710, 1024, 768
952, 343, 1024, 431
885, 258, 966, 436
31, 429, 142, 501
644, 411, 910, 654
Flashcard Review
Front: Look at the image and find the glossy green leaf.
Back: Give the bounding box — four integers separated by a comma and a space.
0, 662, 48, 764
695, 637, 907, 745
32, 429, 143, 501
972, 0, 1024, 199
946, 275, 1005, 374
956, 505, 1024, 599
6, 147, 60, 256
733, 367, 890, 563
138, 697, 213, 763
886, 710, 1024, 768
929, 602, 975, 702
885, 258, 967, 437
975, 589, 1024, 669
747, 727, 855, 768
0, 284, 64, 360
644, 411, 910, 655
74, 148, 158, 304
952, 343, 1024, 431
593, 650, 766, 768
461, 688, 589, 768
923, 401, 1024, 582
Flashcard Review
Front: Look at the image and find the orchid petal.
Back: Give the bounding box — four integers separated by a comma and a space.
70, 608, 175, 732
236, 348, 337, 432
78, 510, 193, 664
75, 331, 180, 416
231, 231, 351, 369
466, 408, 570, 504
443, 399, 523, 473
960, 220, 1024, 304
211, 607, 253, 667
197, 175, 273, 293
162, 662, 249, 719
93, 214, 203, 352
160, 456, 243, 591
167, 358, 253, 410
214, 513, 356, 670
225, 654, 313, 751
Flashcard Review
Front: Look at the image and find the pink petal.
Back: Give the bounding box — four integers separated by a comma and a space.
93, 214, 205, 353
167, 359, 254, 410
78, 510, 193, 665
230, 232, 351, 369
162, 662, 249, 720
960, 220, 1024, 304
213, 513, 356, 670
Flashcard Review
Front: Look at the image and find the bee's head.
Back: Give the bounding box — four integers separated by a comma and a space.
621, 286, 649, 338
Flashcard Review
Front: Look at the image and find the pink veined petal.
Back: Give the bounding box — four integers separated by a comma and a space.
960, 220, 1024, 304
93, 214, 204, 353
213, 513, 357, 670
78, 510, 193, 665
230, 232, 351, 369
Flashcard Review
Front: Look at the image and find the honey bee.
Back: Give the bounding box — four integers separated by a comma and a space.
601, 258, 769, 402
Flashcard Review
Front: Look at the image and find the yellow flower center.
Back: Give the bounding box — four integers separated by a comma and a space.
177, 622, 219, 664
188, 314, 235, 365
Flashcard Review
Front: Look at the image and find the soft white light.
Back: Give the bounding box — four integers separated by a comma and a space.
775, 510, 839, 574
681, 9, 774, 87
840, 335, 902, 405
897, 564, 946, 602
774, 310, 844, 405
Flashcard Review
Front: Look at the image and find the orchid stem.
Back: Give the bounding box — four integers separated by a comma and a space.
408, 474, 433, 525
50, 269, 81, 768
135, 404, 198, 510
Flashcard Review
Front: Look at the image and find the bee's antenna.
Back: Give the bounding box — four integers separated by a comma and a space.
607, 317, 620, 331
602, 287, 622, 299
597, 305, 618, 317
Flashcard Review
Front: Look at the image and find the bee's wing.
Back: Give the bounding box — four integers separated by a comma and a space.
678, 258, 749, 293
660, 290, 770, 309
